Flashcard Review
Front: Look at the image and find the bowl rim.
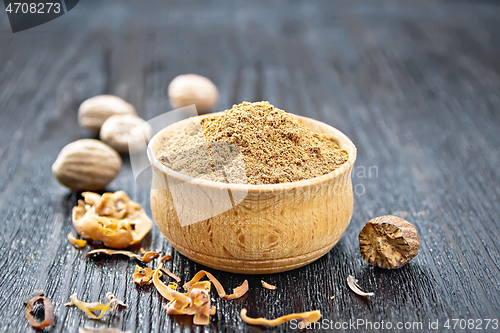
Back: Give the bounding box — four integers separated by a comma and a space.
147, 112, 357, 192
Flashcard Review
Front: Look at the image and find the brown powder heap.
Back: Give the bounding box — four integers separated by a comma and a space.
158, 101, 348, 185
157, 119, 213, 179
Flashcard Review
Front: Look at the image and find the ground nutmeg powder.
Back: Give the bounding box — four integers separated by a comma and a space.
157, 101, 348, 185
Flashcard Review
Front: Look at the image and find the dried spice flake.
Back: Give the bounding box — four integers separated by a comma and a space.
241, 309, 321, 328
72, 191, 152, 249
133, 265, 157, 285
261, 280, 276, 290
183, 270, 248, 300
159, 254, 172, 263
23, 290, 44, 305
347, 275, 374, 297
160, 267, 181, 283
152, 263, 191, 302
68, 231, 87, 248
166, 281, 215, 325
87, 249, 160, 263
65, 292, 126, 320
25, 295, 55, 329
152, 263, 215, 326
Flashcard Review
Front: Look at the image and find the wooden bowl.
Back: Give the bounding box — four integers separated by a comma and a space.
148, 113, 356, 274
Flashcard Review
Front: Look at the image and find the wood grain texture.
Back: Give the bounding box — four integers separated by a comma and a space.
0, 0, 499, 332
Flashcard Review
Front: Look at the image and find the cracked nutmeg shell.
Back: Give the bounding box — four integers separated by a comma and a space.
359, 215, 420, 269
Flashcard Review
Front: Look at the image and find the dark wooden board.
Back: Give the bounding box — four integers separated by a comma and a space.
0, 1, 499, 332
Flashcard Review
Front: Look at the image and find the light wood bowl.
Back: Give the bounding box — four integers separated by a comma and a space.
148, 113, 356, 274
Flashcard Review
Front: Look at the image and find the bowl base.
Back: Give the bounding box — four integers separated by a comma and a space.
167, 237, 337, 274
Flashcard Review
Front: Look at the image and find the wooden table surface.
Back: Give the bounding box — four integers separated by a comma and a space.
1, 1, 499, 332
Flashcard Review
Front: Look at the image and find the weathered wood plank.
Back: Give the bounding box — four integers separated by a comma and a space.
0, 1, 499, 332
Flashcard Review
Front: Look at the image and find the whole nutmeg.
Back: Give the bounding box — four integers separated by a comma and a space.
100, 114, 152, 153
359, 215, 420, 269
52, 139, 122, 191
168, 74, 219, 113
78, 95, 136, 131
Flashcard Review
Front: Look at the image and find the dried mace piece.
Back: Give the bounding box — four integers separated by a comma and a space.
261, 280, 276, 290
87, 249, 160, 263
65, 292, 126, 320
72, 191, 152, 249
133, 266, 157, 285
359, 215, 420, 269
347, 275, 374, 297
68, 231, 87, 248
25, 295, 55, 329
241, 309, 321, 328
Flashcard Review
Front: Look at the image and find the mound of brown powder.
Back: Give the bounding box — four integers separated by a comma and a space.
157, 101, 348, 185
